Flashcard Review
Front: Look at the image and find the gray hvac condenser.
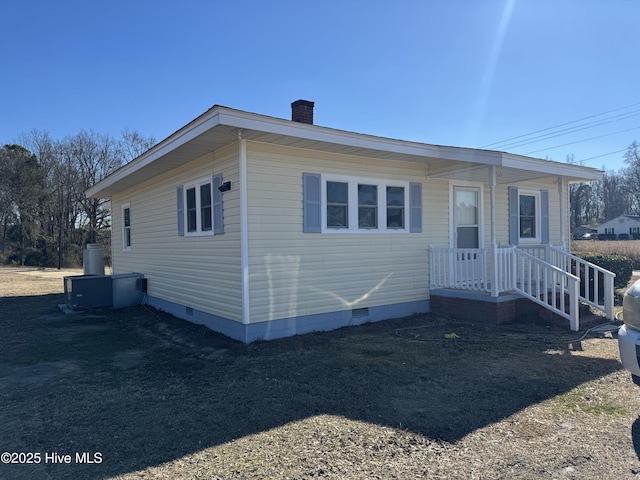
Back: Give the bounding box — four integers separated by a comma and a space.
112, 273, 145, 308
64, 275, 113, 309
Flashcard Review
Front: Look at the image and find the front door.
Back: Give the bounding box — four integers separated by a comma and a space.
453, 186, 484, 286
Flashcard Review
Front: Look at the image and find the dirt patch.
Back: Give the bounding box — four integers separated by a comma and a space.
112, 350, 147, 369
1, 266, 639, 479
0, 360, 80, 389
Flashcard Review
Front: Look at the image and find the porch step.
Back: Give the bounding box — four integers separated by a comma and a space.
536, 304, 604, 330
532, 295, 591, 327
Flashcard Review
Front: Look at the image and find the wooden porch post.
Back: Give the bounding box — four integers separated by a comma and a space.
489, 166, 499, 297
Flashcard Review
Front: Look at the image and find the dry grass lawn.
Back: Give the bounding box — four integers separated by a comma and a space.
1, 266, 640, 479
572, 239, 640, 268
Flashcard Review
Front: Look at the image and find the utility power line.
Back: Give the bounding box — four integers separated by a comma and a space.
578, 148, 628, 164
523, 126, 640, 155
497, 112, 640, 151
481, 101, 640, 152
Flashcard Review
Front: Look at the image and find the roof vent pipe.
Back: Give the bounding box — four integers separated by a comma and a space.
291, 99, 314, 125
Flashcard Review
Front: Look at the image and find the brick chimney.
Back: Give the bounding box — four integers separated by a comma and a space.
291, 99, 314, 124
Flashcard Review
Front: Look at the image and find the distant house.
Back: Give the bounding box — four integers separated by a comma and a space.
86, 100, 612, 342
597, 215, 640, 239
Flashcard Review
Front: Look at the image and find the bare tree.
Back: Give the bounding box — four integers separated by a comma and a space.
120, 128, 156, 162
601, 170, 629, 221
1, 126, 156, 267
623, 141, 640, 215
570, 182, 593, 229
62, 130, 123, 244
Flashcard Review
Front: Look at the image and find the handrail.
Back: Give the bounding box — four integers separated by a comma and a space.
512, 248, 580, 331
548, 246, 616, 320
429, 244, 615, 331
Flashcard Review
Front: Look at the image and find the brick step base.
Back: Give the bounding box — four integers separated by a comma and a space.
430, 292, 589, 329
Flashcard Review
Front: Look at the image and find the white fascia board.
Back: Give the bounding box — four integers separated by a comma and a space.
436, 146, 503, 165
87, 105, 604, 198
86, 108, 223, 198
220, 109, 510, 166
217, 108, 447, 159
501, 153, 603, 181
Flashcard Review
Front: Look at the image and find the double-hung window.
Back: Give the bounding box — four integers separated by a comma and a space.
518, 190, 540, 243
509, 186, 548, 245
321, 175, 409, 233
326, 181, 349, 228
177, 174, 224, 237
122, 203, 131, 251
184, 178, 214, 235
386, 186, 405, 229
358, 184, 378, 228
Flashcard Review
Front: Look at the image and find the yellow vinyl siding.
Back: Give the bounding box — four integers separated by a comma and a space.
423, 179, 450, 247
111, 136, 573, 329
111, 143, 243, 322
245, 141, 429, 323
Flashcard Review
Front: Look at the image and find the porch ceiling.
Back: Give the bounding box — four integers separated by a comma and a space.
425, 160, 593, 185
87, 105, 603, 198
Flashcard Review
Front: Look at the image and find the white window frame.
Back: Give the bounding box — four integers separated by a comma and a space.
122, 202, 131, 251
320, 174, 410, 233
518, 189, 541, 244
183, 177, 214, 237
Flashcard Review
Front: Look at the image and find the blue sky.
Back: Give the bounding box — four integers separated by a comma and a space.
2, 0, 639, 172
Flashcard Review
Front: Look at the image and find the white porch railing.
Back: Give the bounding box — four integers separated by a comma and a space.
516, 245, 615, 319
429, 248, 488, 291
429, 245, 616, 331
511, 248, 580, 331
548, 246, 616, 320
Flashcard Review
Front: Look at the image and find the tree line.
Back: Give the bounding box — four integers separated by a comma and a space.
1, 132, 638, 268
570, 141, 640, 230
0, 129, 155, 267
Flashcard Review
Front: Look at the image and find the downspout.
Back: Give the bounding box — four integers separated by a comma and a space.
489, 166, 499, 297
110, 198, 115, 274
239, 133, 250, 325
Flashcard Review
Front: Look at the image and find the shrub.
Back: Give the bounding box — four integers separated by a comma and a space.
23, 248, 46, 267
576, 253, 633, 289
572, 240, 640, 269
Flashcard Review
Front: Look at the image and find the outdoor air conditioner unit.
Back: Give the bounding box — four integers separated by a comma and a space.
64, 275, 113, 309
111, 273, 145, 308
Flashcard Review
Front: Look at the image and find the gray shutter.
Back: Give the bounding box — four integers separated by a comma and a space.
508, 186, 519, 245
303, 173, 321, 233
409, 182, 422, 233
541, 189, 549, 244
212, 174, 224, 234
177, 185, 184, 236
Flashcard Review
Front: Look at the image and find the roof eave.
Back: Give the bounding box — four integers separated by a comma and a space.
501, 153, 603, 182
86, 106, 225, 198
86, 106, 604, 198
